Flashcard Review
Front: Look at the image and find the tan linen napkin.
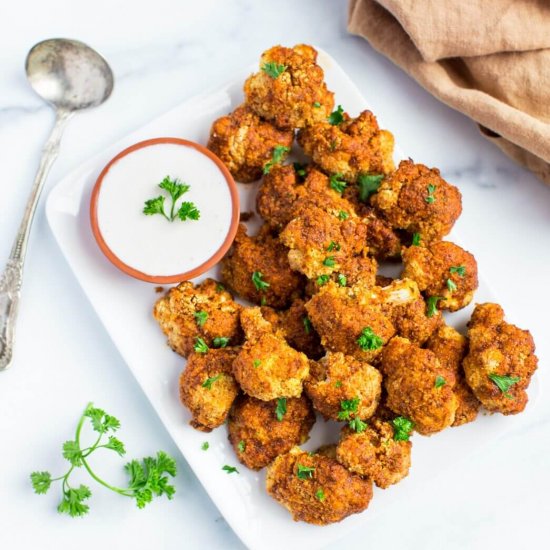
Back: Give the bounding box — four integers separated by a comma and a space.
348, 0, 550, 184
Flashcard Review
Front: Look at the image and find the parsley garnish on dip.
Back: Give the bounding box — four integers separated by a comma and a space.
93, 139, 237, 282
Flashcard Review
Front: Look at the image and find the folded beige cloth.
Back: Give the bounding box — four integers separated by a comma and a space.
348, 0, 550, 184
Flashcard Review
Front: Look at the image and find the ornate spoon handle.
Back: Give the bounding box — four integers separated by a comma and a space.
0, 109, 72, 371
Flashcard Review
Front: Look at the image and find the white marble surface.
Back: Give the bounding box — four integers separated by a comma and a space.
0, 1, 548, 549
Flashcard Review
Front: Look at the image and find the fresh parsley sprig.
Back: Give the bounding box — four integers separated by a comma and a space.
143, 176, 200, 222
30, 403, 177, 517
392, 416, 414, 441
262, 62, 287, 79
328, 105, 344, 125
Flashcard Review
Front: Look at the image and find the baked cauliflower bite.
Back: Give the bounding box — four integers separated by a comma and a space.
297, 109, 395, 182
370, 160, 462, 243
221, 224, 305, 308
266, 446, 373, 525
244, 44, 334, 130
305, 281, 395, 363
207, 104, 294, 183
336, 419, 412, 489
305, 352, 382, 422
228, 394, 315, 470
280, 204, 368, 280
179, 347, 240, 431
402, 240, 478, 312
153, 278, 242, 357
232, 308, 310, 400
262, 298, 324, 359
426, 324, 480, 426
377, 278, 442, 345
380, 336, 458, 435
463, 303, 538, 415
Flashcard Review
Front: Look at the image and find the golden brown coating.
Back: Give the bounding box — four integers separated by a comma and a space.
370, 160, 462, 243
305, 281, 395, 363
179, 348, 240, 432
463, 303, 538, 415
228, 394, 315, 470
221, 224, 305, 308
378, 278, 442, 345
266, 447, 373, 524
297, 110, 395, 181
244, 44, 334, 129
153, 278, 242, 358
262, 299, 324, 359
336, 419, 412, 488
305, 352, 382, 421
426, 324, 480, 426
402, 241, 478, 311
280, 204, 368, 280
207, 104, 294, 183
232, 308, 310, 400
380, 336, 458, 435
256, 164, 300, 231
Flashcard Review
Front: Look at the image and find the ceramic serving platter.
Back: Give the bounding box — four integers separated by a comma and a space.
46, 48, 539, 550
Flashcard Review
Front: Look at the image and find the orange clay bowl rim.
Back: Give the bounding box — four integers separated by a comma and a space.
90, 137, 240, 284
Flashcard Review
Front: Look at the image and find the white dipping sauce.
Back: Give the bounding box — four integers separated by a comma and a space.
97, 142, 233, 276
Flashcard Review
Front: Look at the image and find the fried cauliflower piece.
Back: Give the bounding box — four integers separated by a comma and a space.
153, 278, 242, 357
380, 336, 458, 435
305, 352, 382, 422
462, 303, 537, 415
305, 281, 395, 363
280, 204, 368, 279
228, 394, 315, 470
221, 224, 305, 308
402, 241, 478, 312
426, 324, 480, 426
262, 298, 324, 359
266, 446, 373, 524
179, 347, 239, 431
336, 419, 412, 488
377, 278, 442, 345
244, 44, 334, 130
232, 308, 310, 400
207, 104, 294, 183
297, 110, 395, 181
370, 160, 462, 243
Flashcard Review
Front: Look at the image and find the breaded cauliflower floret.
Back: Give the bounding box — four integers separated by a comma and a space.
380, 336, 458, 435
377, 278, 442, 345
370, 160, 462, 243
336, 419, 412, 488
266, 446, 373, 525
463, 303, 537, 415
232, 308, 310, 400
305, 281, 395, 363
153, 278, 242, 357
402, 241, 478, 311
280, 204, 368, 279
305, 352, 382, 422
426, 324, 480, 426
228, 394, 315, 470
221, 224, 305, 308
207, 104, 294, 183
297, 110, 395, 182
244, 44, 334, 129
179, 348, 239, 431
262, 298, 324, 359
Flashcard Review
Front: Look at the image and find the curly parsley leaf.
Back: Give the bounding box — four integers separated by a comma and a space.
489, 373, 520, 396
178, 201, 200, 221
328, 105, 344, 125
159, 175, 190, 202
144, 176, 199, 222
329, 173, 347, 193
338, 397, 360, 421
143, 196, 167, 218
392, 416, 414, 441
357, 327, 383, 351
348, 417, 367, 433
31, 471, 52, 495
358, 174, 383, 202
426, 296, 443, 317
262, 62, 287, 79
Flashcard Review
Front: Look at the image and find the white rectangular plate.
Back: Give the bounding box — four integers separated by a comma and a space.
46, 49, 538, 550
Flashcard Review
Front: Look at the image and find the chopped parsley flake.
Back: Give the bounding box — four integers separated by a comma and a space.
323, 256, 336, 267
263, 145, 290, 174
338, 397, 360, 421
337, 210, 349, 221
488, 373, 520, 397
392, 416, 414, 441
222, 465, 239, 474
411, 233, 421, 246
348, 417, 367, 433
201, 442, 209, 451
426, 296, 443, 317
194, 337, 209, 354
425, 184, 437, 204
252, 271, 270, 291
194, 311, 208, 327
303, 316, 312, 335
275, 398, 287, 421
261, 61, 287, 79
253, 359, 261, 368
446, 278, 458, 292
337, 274, 347, 287
357, 327, 383, 351
450, 265, 466, 277
316, 274, 330, 286
293, 162, 307, 178
313, 101, 321, 108
237, 441, 246, 453
212, 337, 230, 348
201, 374, 221, 390
296, 465, 315, 480
358, 174, 383, 202
329, 174, 347, 194
327, 241, 340, 252
328, 105, 344, 125
435, 375, 446, 388
215, 283, 225, 292
315, 489, 326, 501
334, 381, 342, 388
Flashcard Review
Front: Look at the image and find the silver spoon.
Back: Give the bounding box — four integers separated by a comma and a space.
0, 38, 114, 371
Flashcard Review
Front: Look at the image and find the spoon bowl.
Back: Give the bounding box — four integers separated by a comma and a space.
25, 38, 114, 110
